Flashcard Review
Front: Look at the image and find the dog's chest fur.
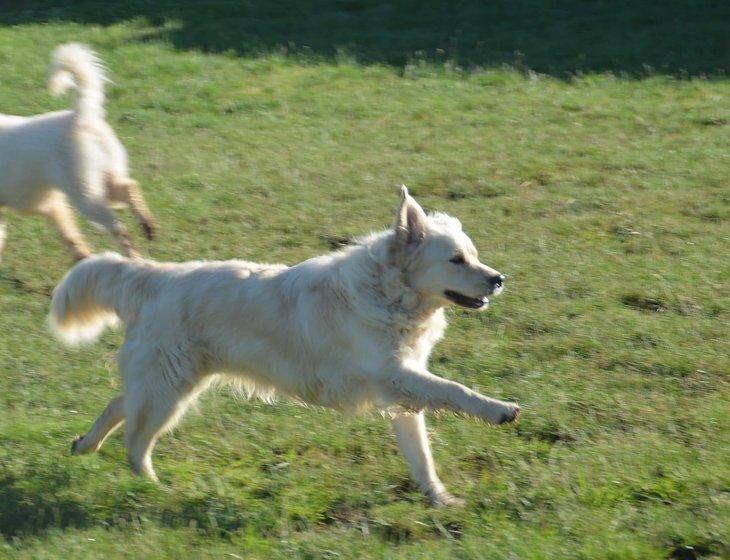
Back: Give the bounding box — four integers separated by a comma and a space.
391, 308, 447, 365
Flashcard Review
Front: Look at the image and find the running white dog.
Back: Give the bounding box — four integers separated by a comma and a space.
0, 43, 156, 262
50, 187, 519, 506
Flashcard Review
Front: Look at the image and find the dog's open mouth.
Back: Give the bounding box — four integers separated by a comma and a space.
444, 290, 488, 309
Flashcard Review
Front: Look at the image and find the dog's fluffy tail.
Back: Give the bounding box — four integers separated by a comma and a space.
49, 252, 145, 346
48, 43, 106, 120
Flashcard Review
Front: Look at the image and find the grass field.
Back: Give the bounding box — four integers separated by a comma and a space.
0, 2, 728, 558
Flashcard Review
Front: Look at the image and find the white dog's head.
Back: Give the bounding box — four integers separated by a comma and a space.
391, 186, 504, 311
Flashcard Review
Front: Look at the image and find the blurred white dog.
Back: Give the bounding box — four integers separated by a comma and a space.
0, 43, 156, 262
50, 187, 519, 506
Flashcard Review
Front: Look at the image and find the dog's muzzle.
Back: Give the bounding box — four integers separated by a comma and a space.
489, 274, 505, 292
444, 274, 505, 309
444, 290, 489, 309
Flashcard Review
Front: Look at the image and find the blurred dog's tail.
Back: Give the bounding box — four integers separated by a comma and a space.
49, 252, 150, 346
48, 42, 107, 121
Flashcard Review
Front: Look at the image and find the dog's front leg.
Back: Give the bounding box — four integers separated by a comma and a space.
387, 365, 520, 425
392, 411, 465, 507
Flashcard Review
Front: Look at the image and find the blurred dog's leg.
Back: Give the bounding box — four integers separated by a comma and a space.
73, 195, 138, 258
108, 178, 157, 240
391, 411, 464, 507
43, 200, 92, 261
71, 394, 124, 454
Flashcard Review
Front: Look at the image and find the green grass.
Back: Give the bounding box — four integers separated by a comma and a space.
0, 2, 728, 559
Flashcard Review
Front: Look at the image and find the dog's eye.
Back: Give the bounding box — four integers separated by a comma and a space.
449, 254, 466, 265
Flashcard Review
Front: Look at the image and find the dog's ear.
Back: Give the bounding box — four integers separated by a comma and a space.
393, 185, 427, 248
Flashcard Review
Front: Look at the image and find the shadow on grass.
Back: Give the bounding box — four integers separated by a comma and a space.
1, 0, 728, 78
0, 464, 260, 539
0, 470, 90, 537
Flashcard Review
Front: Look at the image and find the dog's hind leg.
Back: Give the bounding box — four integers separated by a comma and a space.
124, 379, 205, 481
107, 178, 157, 241
386, 366, 520, 425
71, 394, 124, 455
392, 411, 464, 507
96, 121, 157, 241
121, 351, 207, 481
53, 163, 139, 257
123, 380, 180, 481
42, 199, 92, 261
73, 195, 139, 258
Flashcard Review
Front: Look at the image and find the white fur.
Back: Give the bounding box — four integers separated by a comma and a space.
50, 188, 519, 506
0, 43, 156, 262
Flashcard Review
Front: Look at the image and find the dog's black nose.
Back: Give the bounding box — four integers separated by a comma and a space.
489, 274, 505, 289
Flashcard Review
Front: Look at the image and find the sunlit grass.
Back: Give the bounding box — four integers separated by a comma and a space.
0, 5, 728, 559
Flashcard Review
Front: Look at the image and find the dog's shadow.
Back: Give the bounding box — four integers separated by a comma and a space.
0, 469, 91, 537
0, 463, 254, 538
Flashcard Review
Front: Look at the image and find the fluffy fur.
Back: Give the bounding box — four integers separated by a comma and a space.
0, 43, 156, 262
49, 188, 519, 506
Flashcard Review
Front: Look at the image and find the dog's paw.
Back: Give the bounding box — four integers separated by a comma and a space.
430, 490, 466, 508
70, 435, 84, 455
141, 220, 157, 241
